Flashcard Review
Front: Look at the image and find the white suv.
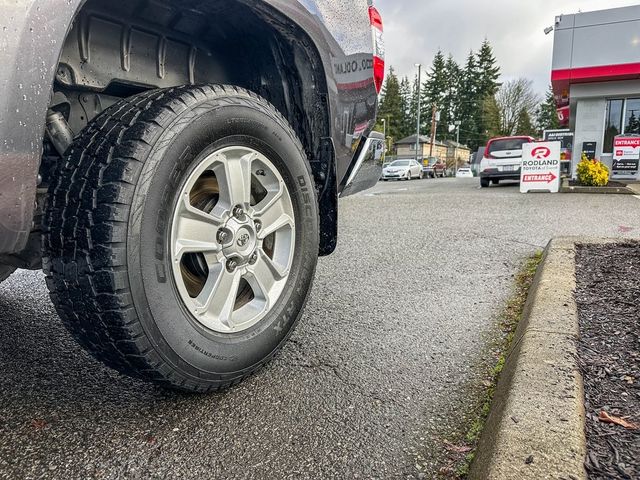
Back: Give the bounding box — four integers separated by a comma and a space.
479, 136, 534, 188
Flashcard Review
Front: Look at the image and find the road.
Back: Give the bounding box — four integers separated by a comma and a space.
1, 178, 639, 479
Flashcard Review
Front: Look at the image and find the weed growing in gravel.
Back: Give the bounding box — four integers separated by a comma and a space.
438, 251, 543, 479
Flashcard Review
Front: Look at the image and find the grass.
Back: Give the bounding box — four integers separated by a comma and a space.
438, 251, 544, 479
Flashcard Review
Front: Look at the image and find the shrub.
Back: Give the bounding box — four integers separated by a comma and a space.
576, 153, 609, 186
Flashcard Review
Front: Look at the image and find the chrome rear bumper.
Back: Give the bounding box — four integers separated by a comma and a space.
340, 131, 384, 198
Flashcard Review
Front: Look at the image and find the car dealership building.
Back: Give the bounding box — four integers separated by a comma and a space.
552, 5, 640, 180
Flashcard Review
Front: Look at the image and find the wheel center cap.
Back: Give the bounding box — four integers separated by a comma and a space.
222, 217, 256, 260
237, 233, 250, 248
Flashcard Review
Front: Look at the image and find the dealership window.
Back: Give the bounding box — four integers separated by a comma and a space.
604, 98, 640, 153
604, 99, 623, 153
624, 98, 640, 135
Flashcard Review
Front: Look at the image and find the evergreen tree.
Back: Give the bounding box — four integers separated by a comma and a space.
422, 50, 448, 138
406, 74, 419, 137
516, 108, 536, 137
481, 95, 501, 139
457, 51, 479, 148
535, 86, 560, 135
440, 55, 460, 140
375, 67, 404, 147
473, 40, 501, 148
476, 39, 501, 98
398, 76, 413, 138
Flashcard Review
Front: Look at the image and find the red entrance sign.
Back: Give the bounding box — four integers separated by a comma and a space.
522, 173, 557, 184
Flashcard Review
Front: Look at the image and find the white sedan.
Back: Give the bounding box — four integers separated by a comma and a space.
456, 167, 474, 178
381, 159, 423, 181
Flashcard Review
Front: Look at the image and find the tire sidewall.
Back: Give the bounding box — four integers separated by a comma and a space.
127, 96, 318, 382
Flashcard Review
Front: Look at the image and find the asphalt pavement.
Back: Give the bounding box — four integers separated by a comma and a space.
1, 178, 639, 479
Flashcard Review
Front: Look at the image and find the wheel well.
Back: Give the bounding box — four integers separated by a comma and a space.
46, 0, 336, 253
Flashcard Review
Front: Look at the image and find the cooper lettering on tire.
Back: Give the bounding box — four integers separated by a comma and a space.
43, 85, 319, 392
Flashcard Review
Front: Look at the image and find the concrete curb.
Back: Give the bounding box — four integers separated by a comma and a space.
470, 237, 593, 480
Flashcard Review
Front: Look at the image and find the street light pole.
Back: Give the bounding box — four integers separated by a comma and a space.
415, 63, 422, 164
454, 120, 461, 176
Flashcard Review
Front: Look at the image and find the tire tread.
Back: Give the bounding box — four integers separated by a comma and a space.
43, 85, 313, 392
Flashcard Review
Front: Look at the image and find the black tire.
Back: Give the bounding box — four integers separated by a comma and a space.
492, 179, 500, 185
0, 265, 15, 284
43, 85, 319, 392
480, 177, 490, 188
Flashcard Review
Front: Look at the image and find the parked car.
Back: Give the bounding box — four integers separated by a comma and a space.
456, 167, 474, 178
422, 157, 447, 178
381, 159, 423, 180
0, 0, 384, 392
479, 136, 535, 188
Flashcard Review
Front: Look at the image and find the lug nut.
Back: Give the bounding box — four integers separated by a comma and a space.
217, 230, 229, 244
254, 221, 262, 233
233, 206, 244, 218
226, 258, 239, 272
249, 252, 258, 264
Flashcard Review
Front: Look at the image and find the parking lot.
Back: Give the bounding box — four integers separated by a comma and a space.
1, 178, 639, 479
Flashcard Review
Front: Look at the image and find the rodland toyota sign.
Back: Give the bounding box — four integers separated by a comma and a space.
520, 142, 561, 193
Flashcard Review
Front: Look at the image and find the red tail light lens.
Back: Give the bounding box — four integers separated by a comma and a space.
369, 6, 385, 94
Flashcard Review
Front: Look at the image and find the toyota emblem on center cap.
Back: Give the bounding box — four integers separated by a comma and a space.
237, 233, 250, 247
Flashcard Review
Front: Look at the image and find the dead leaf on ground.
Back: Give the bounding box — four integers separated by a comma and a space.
598, 410, 639, 430
443, 440, 472, 454
30, 419, 47, 430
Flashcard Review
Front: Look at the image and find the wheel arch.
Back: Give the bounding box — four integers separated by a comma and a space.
2, 0, 338, 256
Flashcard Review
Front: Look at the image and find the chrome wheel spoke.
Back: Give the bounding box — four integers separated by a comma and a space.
247, 251, 286, 302
196, 264, 242, 330
254, 185, 294, 238
173, 197, 223, 259
218, 151, 254, 208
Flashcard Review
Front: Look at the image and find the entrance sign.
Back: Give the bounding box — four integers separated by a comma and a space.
612, 136, 640, 179
520, 142, 561, 193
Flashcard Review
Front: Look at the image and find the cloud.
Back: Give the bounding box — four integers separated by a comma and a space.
377, 0, 639, 93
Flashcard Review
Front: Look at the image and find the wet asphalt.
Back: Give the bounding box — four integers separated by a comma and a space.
1, 179, 639, 479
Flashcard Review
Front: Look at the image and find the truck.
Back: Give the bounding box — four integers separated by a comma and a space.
0, 0, 384, 392
422, 157, 447, 178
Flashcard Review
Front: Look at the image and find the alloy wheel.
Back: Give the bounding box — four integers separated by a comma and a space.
170, 146, 295, 334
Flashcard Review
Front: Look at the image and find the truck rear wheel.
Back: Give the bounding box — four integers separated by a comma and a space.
43, 85, 319, 392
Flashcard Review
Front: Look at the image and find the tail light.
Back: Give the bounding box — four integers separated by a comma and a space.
369, 6, 385, 94
484, 140, 495, 159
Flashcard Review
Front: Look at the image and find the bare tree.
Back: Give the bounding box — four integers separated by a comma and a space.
494, 78, 540, 137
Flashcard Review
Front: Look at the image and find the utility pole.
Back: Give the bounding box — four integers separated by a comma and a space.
415, 63, 422, 164
429, 105, 438, 158
454, 120, 461, 176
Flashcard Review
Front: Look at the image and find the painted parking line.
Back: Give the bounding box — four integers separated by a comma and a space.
635, 195, 640, 201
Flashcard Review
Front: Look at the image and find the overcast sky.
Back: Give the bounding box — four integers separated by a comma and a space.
376, 0, 639, 95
